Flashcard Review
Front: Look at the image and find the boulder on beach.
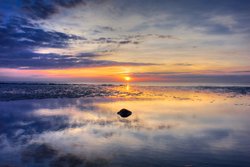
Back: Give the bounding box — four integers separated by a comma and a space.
117, 108, 132, 118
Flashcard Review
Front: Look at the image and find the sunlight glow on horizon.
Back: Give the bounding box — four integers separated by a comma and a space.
124, 76, 131, 82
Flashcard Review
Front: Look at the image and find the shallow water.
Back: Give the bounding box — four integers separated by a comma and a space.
0, 85, 250, 167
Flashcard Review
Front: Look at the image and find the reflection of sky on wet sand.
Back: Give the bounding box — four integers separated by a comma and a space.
0, 87, 250, 166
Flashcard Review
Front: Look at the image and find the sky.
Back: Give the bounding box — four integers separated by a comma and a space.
0, 0, 250, 84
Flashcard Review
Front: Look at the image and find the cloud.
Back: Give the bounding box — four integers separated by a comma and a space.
209, 15, 237, 30
232, 70, 250, 73
119, 40, 131, 44
0, 12, 158, 69
0, 16, 105, 69
20, 0, 87, 19
54, 0, 86, 8
1, 0, 250, 81
95, 26, 116, 32
111, 0, 250, 35
133, 72, 250, 83
91, 34, 179, 47
0, 50, 158, 69
76, 52, 101, 58
21, 0, 58, 19
173, 63, 193, 66
0, 6, 162, 70
0, 16, 83, 52
19, 0, 113, 20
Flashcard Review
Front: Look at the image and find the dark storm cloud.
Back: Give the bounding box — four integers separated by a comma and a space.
19, 0, 112, 20
20, 0, 86, 19
0, 16, 82, 52
21, 0, 58, 19
0, 15, 92, 69
54, 0, 86, 8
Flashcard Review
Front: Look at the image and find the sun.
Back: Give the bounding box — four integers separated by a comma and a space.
124, 76, 131, 82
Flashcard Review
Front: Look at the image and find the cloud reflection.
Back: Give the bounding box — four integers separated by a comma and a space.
0, 88, 250, 166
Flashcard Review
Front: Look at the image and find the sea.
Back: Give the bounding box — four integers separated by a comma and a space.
0, 82, 250, 167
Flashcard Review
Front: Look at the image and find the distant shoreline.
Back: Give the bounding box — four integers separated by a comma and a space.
1, 81, 250, 87
0, 83, 250, 101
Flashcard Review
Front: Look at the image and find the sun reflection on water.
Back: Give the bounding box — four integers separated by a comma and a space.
126, 84, 130, 91
0, 87, 250, 166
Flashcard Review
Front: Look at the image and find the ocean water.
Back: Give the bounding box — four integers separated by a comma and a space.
0, 84, 250, 167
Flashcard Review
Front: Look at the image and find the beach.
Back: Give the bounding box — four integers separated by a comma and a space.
0, 84, 250, 167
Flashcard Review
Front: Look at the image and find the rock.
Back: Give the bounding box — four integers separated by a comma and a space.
117, 108, 132, 118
